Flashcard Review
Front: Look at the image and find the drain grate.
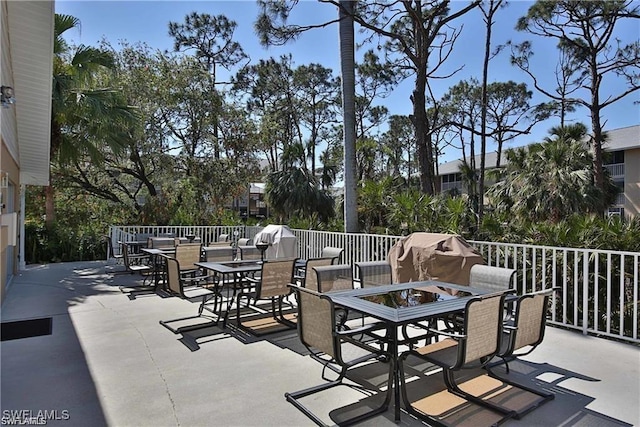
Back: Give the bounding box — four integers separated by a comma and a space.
1, 317, 53, 341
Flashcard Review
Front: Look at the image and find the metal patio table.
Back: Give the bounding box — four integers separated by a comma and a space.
195, 260, 262, 327
326, 281, 493, 422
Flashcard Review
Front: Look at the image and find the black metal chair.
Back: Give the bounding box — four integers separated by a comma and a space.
294, 257, 334, 288
159, 257, 218, 333
103, 234, 123, 265
320, 246, 344, 264
399, 291, 517, 425
285, 286, 392, 426
485, 288, 557, 417
355, 261, 392, 287
236, 258, 298, 334
121, 242, 152, 276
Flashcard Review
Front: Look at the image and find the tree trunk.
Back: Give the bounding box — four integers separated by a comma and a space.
412, 67, 434, 195
339, 0, 358, 232
45, 185, 55, 228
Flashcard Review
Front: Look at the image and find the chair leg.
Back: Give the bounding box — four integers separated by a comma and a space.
286, 361, 391, 427
442, 369, 517, 418
398, 352, 453, 427
485, 365, 555, 418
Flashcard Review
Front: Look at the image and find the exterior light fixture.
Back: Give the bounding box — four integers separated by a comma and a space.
1, 86, 16, 107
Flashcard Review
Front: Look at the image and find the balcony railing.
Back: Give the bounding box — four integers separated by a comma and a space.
110, 225, 639, 344
604, 163, 624, 178
441, 181, 463, 192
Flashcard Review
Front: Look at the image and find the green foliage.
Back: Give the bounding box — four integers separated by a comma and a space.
24, 186, 124, 263
487, 124, 615, 223
266, 167, 335, 223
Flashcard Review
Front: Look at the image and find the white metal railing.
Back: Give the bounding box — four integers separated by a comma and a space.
604, 163, 624, 178
109, 225, 639, 344
441, 181, 463, 192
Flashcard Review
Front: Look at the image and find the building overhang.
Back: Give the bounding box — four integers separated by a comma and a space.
7, 1, 54, 186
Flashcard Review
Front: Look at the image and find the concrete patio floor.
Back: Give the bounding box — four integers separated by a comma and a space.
1, 261, 638, 427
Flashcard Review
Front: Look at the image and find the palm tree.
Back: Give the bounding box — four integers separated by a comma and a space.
338, 0, 358, 233
266, 167, 335, 223
48, 14, 136, 226
487, 124, 615, 223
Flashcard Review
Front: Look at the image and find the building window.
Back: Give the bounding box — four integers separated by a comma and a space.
604, 150, 624, 165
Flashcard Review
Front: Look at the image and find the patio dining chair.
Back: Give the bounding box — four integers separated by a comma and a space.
201, 246, 236, 296
103, 235, 123, 265
443, 264, 517, 333
311, 264, 357, 331
294, 257, 334, 288
355, 261, 392, 288
203, 246, 234, 263
147, 237, 175, 249
159, 257, 218, 334
238, 245, 261, 261
398, 291, 517, 425
320, 246, 344, 264
485, 288, 556, 416
121, 242, 152, 276
285, 286, 392, 426
118, 242, 154, 294
470, 264, 516, 293
312, 264, 354, 293
235, 258, 298, 334
174, 242, 203, 279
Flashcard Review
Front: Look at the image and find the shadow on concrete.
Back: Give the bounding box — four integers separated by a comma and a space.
1, 262, 121, 426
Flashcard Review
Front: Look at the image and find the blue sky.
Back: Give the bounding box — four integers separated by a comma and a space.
56, 0, 640, 163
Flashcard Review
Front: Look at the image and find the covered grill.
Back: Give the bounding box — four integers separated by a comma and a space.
388, 233, 484, 287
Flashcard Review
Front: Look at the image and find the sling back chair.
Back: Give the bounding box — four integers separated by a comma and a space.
201, 246, 236, 309
238, 245, 262, 261
104, 235, 123, 265
320, 246, 344, 264
147, 237, 175, 249
485, 288, 557, 417
294, 257, 334, 288
203, 246, 235, 262
494, 288, 555, 371
118, 242, 154, 293
236, 258, 298, 334
444, 265, 517, 334
399, 291, 517, 425
312, 264, 354, 293
174, 242, 203, 278
121, 242, 151, 273
311, 264, 358, 331
355, 261, 392, 288
159, 256, 218, 333
237, 238, 250, 246
285, 286, 392, 427
469, 265, 517, 293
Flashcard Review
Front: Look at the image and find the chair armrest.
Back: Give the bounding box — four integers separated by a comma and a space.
427, 327, 467, 340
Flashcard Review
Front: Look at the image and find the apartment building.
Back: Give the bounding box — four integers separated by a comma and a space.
437, 125, 640, 219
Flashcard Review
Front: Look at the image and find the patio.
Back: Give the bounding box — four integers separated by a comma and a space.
1, 260, 638, 426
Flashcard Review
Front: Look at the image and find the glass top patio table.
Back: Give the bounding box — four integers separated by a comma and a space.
328, 281, 487, 325
195, 260, 262, 275
195, 260, 263, 328
326, 280, 494, 422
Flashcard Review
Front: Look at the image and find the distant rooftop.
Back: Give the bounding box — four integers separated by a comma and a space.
438, 124, 640, 176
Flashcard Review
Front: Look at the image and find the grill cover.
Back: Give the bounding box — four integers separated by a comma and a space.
253, 225, 298, 260
388, 233, 484, 287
